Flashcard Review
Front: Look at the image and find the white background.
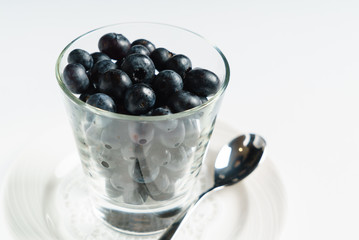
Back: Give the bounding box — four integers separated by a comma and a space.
1, 0, 359, 239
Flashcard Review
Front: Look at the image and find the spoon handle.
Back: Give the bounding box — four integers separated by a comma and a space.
158, 200, 197, 240
158, 187, 215, 240
157, 208, 189, 240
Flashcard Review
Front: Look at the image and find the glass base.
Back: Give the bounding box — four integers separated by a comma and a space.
91, 191, 193, 235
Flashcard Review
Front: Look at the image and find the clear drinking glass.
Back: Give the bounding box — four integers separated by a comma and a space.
55, 22, 230, 235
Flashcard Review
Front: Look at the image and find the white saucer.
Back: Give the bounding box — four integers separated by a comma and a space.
0, 121, 286, 240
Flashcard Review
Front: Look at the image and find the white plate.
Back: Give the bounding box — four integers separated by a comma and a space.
0, 121, 286, 240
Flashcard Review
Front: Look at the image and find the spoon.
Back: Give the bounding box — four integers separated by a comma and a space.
159, 133, 266, 240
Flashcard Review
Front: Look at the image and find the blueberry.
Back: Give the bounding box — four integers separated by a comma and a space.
145, 171, 171, 194
115, 59, 125, 71
110, 171, 138, 192
101, 124, 127, 150
84, 112, 111, 129
63, 63, 90, 94
120, 53, 155, 84
132, 39, 156, 53
150, 106, 172, 116
128, 122, 155, 145
184, 68, 220, 96
89, 158, 114, 178
79, 84, 97, 102
124, 83, 156, 115
97, 147, 124, 164
145, 170, 175, 201
91, 52, 111, 65
123, 184, 148, 205
165, 54, 192, 79
159, 120, 185, 148
149, 189, 175, 202
154, 119, 178, 133
86, 93, 117, 112
98, 33, 131, 60
121, 142, 138, 162
150, 48, 174, 71
161, 164, 189, 181
85, 124, 103, 147
146, 143, 171, 166
91, 147, 126, 175
90, 59, 117, 88
115, 103, 129, 115
96, 155, 119, 170
129, 159, 160, 184
164, 146, 188, 171
97, 69, 132, 101
86, 70, 92, 80
199, 96, 208, 104
128, 45, 150, 56
105, 180, 123, 198
147, 106, 179, 132
168, 90, 202, 113
67, 49, 93, 70
152, 70, 183, 101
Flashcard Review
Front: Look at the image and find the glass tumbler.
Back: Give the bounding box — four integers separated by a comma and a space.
55, 22, 230, 235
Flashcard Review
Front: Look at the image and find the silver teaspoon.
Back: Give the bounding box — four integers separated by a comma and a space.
159, 133, 267, 240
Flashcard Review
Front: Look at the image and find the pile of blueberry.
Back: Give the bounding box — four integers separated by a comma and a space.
63, 32, 222, 205
62, 32, 221, 115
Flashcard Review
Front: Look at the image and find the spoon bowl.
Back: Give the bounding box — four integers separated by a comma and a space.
159, 133, 266, 240
214, 133, 266, 188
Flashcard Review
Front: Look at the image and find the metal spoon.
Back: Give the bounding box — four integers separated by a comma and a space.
159, 133, 266, 240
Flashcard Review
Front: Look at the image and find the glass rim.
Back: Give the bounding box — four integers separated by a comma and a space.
55, 22, 230, 122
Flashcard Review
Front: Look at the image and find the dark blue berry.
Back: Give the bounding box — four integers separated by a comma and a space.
199, 96, 208, 104
184, 68, 220, 96
152, 70, 183, 101
97, 69, 132, 101
120, 53, 155, 84
115, 102, 129, 114
98, 33, 131, 60
86, 93, 116, 112
165, 146, 188, 171
116, 58, 125, 68
63, 63, 90, 94
67, 49, 93, 70
128, 45, 150, 56
123, 183, 148, 205
86, 70, 92, 80
165, 54, 192, 79
124, 83, 156, 115
132, 39, 156, 53
149, 190, 174, 202
91, 52, 111, 65
90, 60, 117, 88
128, 122, 154, 145
105, 180, 123, 198
129, 159, 159, 184
168, 90, 202, 113
158, 120, 185, 148
79, 84, 97, 102
145, 170, 175, 201
150, 106, 172, 116
150, 48, 174, 71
